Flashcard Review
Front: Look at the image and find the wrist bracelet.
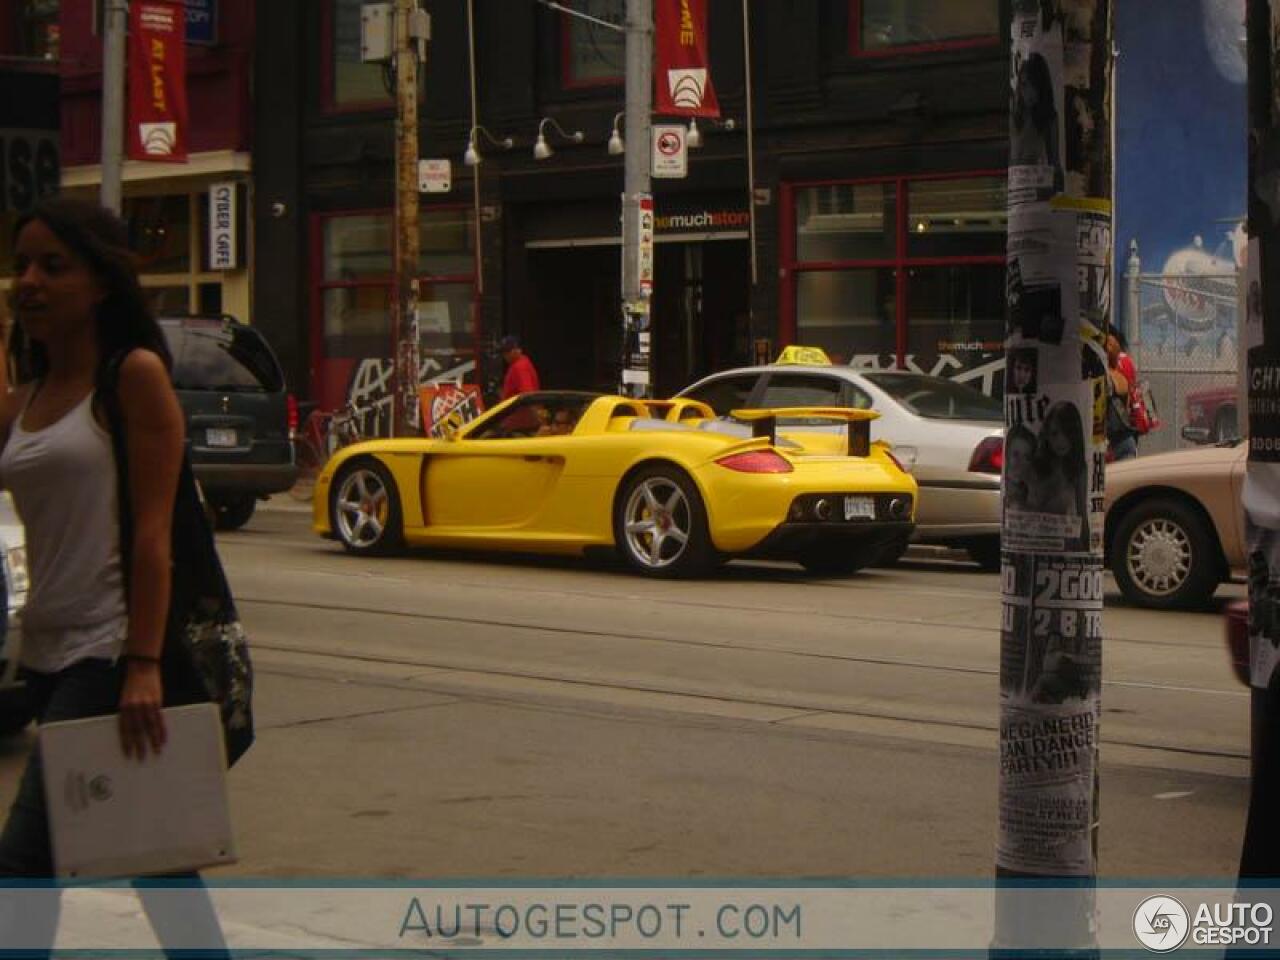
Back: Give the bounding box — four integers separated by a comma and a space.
122, 653, 161, 664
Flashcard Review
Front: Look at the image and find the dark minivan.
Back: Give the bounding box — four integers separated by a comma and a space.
161, 315, 297, 530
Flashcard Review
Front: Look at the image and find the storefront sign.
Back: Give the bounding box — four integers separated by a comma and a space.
651, 125, 687, 179
654, 0, 720, 118
654, 206, 749, 234
185, 0, 217, 45
208, 181, 239, 270
128, 1, 188, 162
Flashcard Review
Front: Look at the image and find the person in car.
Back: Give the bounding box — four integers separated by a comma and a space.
0, 198, 228, 952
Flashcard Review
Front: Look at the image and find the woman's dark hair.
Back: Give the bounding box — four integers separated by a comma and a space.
1036, 401, 1087, 475
1007, 421, 1037, 454
1014, 52, 1057, 133
10, 196, 171, 384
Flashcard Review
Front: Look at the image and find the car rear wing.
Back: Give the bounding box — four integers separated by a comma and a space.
730, 407, 879, 457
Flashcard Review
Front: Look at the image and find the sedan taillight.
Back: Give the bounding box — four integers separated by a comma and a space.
969, 436, 1004, 475
286, 393, 299, 440
716, 450, 794, 473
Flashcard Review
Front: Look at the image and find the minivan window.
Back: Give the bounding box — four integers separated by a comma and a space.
863, 372, 1001, 421
163, 321, 284, 392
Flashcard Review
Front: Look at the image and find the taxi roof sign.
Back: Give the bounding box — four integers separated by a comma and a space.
774, 345, 832, 366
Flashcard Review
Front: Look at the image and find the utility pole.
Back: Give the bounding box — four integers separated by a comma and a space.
100, 0, 128, 214
995, 0, 1111, 952
1240, 0, 1280, 880
620, 0, 653, 399
390, 0, 427, 437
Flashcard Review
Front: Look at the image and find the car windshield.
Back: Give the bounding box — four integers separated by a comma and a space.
163, 320, 284, 392
863, 372, 1002, 421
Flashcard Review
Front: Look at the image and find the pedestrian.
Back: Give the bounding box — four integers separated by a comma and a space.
499, 335, 540, 401
1105, 332, 1140, 461
0, 197, 227, 955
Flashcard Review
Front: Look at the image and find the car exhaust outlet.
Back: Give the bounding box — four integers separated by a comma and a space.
814, 498, 833, 521
888, 497, 910, 520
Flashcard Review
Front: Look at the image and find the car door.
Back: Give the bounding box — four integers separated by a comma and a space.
420, 396, 577, 532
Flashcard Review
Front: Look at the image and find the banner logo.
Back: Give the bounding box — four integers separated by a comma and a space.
1132, 896, 1190, 952
139, 122, 177, 157
668, 68, 709, 110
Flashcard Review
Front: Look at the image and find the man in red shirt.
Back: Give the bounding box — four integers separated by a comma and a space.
499, 335, 540, 400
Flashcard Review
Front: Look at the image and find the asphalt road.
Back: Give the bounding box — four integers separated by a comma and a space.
0, 501, 1251, 879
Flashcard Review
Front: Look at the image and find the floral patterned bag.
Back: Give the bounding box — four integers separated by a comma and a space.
99, 354, 255, 766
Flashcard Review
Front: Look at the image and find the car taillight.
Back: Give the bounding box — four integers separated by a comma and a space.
1226, 601, 1250, 686
716, 450, 794, 473
968, 436, 1004, 475
286, 393, 299, 440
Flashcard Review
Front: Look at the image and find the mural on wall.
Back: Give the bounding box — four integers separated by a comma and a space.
1117, 0, 1246, 359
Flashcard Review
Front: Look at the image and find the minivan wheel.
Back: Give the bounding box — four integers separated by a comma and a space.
210, 495, 256, 531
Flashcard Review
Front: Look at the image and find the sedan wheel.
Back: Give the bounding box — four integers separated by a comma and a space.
1112, 497, 1218, 609
331, 459, 403, 556
614, 466, 713, 577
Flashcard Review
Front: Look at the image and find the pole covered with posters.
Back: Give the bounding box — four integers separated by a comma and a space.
390, 0, 423, 437
996, 0, 1111, 950
1240, 0, 1280, 880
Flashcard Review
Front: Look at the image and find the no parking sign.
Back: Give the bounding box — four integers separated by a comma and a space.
651, 124, 687, 179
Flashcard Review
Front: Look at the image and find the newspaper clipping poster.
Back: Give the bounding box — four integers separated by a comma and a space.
999, 0, 1107, 879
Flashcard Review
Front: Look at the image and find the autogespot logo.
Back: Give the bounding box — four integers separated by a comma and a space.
1134, 896, 1190, 952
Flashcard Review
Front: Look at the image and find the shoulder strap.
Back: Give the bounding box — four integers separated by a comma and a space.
97, 352, 134, 597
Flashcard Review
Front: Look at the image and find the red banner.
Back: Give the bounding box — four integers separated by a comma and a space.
654, 0, 720, 118
128, 0, 188, 162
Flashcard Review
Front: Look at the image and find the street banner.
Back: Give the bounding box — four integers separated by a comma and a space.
128, 0, 188, 162
654, 0, 720, 118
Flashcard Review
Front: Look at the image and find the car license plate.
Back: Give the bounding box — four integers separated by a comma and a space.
206, 428, 237, 447
844, 495, 876, 520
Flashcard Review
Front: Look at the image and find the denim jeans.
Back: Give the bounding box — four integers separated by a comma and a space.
1110, 434, 1138, 461
0, 658, 227, 958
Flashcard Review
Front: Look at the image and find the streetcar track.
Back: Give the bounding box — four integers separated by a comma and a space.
249, 641, 1250, 763
237, 594, 1245, 699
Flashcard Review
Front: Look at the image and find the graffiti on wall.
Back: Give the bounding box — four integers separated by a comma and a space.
341, 354, 477, 437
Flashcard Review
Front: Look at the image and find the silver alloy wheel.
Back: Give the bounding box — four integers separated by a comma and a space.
1125, 515, 1193, 597
334, 466, 390, 549
622, 476, 692, 569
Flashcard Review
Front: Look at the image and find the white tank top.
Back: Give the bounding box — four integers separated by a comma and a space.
0, 389, 128, 672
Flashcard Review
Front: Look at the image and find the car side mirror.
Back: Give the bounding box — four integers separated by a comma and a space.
1181, 425, 1212, 445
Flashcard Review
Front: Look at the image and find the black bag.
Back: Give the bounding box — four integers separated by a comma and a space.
1105, 381, 1136, 444
98, 353, 255, 766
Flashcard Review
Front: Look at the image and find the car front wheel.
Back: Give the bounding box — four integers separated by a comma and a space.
614, 465, 714, 577
330, 458, 404, 556
209, 495, 256, 531
1111, 497, 1220, 609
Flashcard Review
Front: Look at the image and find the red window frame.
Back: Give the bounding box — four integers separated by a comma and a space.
848, 0, 1001, 59
559, 0, 624, 89
309, 205, 480, 406
321, 0, 394, 115
779, 170, 1006, 367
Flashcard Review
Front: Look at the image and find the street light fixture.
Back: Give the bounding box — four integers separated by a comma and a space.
608, 111, 625, 156
464, 125, 514, 167
686, 116, 736, 150
533, 116, 584, 160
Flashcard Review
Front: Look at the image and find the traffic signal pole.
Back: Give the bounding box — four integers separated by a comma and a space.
995, 0, 1112, 951
620, 0, 654, 399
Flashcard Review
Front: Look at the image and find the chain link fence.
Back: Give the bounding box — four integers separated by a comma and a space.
1129, 270, 1241, 455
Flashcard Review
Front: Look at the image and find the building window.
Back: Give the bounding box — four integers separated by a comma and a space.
11, 0, 60, 60
783, 174, 1008, 395
328, 0, 392, 109
314, 207, 477, 410
853, 0, 999, 55
562, 0, 624, 87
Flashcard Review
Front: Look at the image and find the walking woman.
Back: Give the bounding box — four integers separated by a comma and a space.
0, 198, 226, 955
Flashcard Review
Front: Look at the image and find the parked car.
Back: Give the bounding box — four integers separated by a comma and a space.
0, 491, 31, 735
677, 356, 1004, 568
1182, 384, 1239, 445
1104, 439, 1246, 609
313, 392, 918, 578
161, 315, 298, 530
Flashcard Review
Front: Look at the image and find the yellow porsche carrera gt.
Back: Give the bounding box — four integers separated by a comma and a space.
312, 391, 917, 578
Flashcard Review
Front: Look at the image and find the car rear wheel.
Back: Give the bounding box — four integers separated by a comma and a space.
800, 542, 878, 577
965, 537, 1002, 572
1111, 497, 1220, 609
330, 458, 404, 556
210, 495, 256, 531
871, 532, 911, 567
614, 466, 714, 578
